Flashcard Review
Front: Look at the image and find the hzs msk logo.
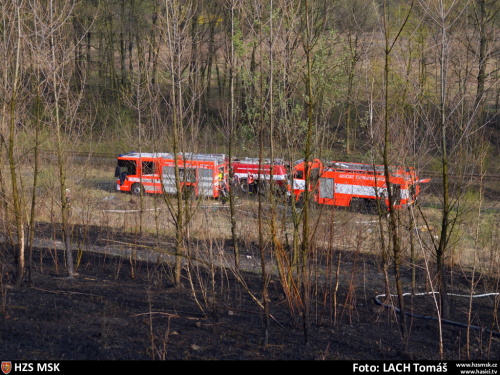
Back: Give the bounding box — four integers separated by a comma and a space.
1, 362, 12, 375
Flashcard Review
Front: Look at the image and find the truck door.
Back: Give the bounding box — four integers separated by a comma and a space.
161, 166, 177, 194
197, 168, 215, 197
319, 177, 334, 199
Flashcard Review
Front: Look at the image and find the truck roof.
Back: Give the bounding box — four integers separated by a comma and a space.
327, 161, 404, 174
234, 157, 285, 165
118, 152, 226, 164
118, 152, 172, 159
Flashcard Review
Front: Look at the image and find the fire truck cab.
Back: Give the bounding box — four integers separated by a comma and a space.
315, 161, 427, 210
291, 158, 324, 201
115, 152, 228, 198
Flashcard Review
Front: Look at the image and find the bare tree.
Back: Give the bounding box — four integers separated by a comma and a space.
0, 1, 26, 285
157, 0, 205, 288
379, 0, 415, 349
336, 0, 379, 153
418, 0, 466, 322
31, 0, 89, 277
221, 0, 242, 269
469, 0, 500, 117
299, 0, 328, 345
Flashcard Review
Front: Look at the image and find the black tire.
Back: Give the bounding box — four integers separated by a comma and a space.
257, 180, 269, 195
182, 185, 195, 200
239, 179, 249, 194
349, 198, 365, 212
131, 183, 143, 196
365, 199, 379, 214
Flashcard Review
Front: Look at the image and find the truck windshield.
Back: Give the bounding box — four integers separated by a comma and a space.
118, 159, 137, 176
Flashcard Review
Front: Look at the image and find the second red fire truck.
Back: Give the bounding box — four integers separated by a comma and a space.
231, 158, 289, 194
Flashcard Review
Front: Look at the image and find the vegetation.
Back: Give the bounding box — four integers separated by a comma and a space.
1, 0, 499, 360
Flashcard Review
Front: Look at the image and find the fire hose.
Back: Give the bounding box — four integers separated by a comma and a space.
374, 291, 500, 337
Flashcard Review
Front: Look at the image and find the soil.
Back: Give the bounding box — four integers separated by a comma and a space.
1, 240, 498, 361
0, 193, 499, 361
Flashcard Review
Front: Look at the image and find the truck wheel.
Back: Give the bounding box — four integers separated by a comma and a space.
131, 183, 144, 196
182, 185, 194, 200
349, 198, 365, 212
239, 179, 249, 194
257, 180, 269, 195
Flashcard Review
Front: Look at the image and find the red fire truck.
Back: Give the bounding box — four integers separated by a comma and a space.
231, 158, 289, 194
115, 152, 228, 198
314, 161, 430, 210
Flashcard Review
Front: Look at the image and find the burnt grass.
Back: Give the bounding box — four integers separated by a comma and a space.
1, 221, 499, 361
